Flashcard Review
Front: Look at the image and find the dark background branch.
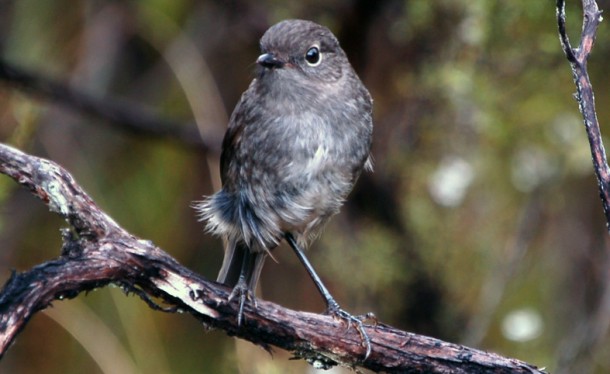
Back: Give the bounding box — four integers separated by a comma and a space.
0, 59, 220, 152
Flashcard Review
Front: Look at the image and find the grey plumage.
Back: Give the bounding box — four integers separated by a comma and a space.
196, 19, 373, 301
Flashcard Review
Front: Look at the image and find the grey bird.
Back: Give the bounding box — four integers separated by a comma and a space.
196, 19, 373, 357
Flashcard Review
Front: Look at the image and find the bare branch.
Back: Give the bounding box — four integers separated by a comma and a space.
0, 143, 544, 372
556, 0, 610, 229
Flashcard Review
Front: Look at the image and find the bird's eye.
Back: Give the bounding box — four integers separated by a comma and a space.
305, 46, 322, 66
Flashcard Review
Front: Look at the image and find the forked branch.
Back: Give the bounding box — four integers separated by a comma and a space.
556, 0, 610, 228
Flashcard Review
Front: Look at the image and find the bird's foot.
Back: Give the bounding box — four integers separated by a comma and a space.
325, 301, 373, 360
227, 280, 257, 326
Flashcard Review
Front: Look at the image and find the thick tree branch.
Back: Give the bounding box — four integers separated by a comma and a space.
0, 143, 544, 372
0, 59, 221, 152
556, 0, 610, 228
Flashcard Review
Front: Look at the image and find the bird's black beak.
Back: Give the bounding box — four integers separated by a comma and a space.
257, 53, 284, 69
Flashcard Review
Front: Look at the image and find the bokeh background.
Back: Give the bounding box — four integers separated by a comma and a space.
1, 0, 610, 373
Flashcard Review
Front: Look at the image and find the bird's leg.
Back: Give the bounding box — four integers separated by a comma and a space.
227, 250, 257, 326
284, 233, 372, 360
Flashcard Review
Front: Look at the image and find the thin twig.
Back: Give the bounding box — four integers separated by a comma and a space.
556, 0, 578, 62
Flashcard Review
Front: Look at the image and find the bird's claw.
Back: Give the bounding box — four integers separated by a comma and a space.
325, 302, 373, 360
227, 281, 256, 326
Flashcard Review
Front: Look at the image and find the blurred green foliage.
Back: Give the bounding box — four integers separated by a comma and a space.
1, 0, 610, 373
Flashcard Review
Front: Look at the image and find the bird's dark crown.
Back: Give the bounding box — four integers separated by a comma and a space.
259, 19, 341, 62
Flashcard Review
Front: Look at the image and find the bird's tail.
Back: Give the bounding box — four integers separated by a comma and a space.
217, 240, 267, 291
